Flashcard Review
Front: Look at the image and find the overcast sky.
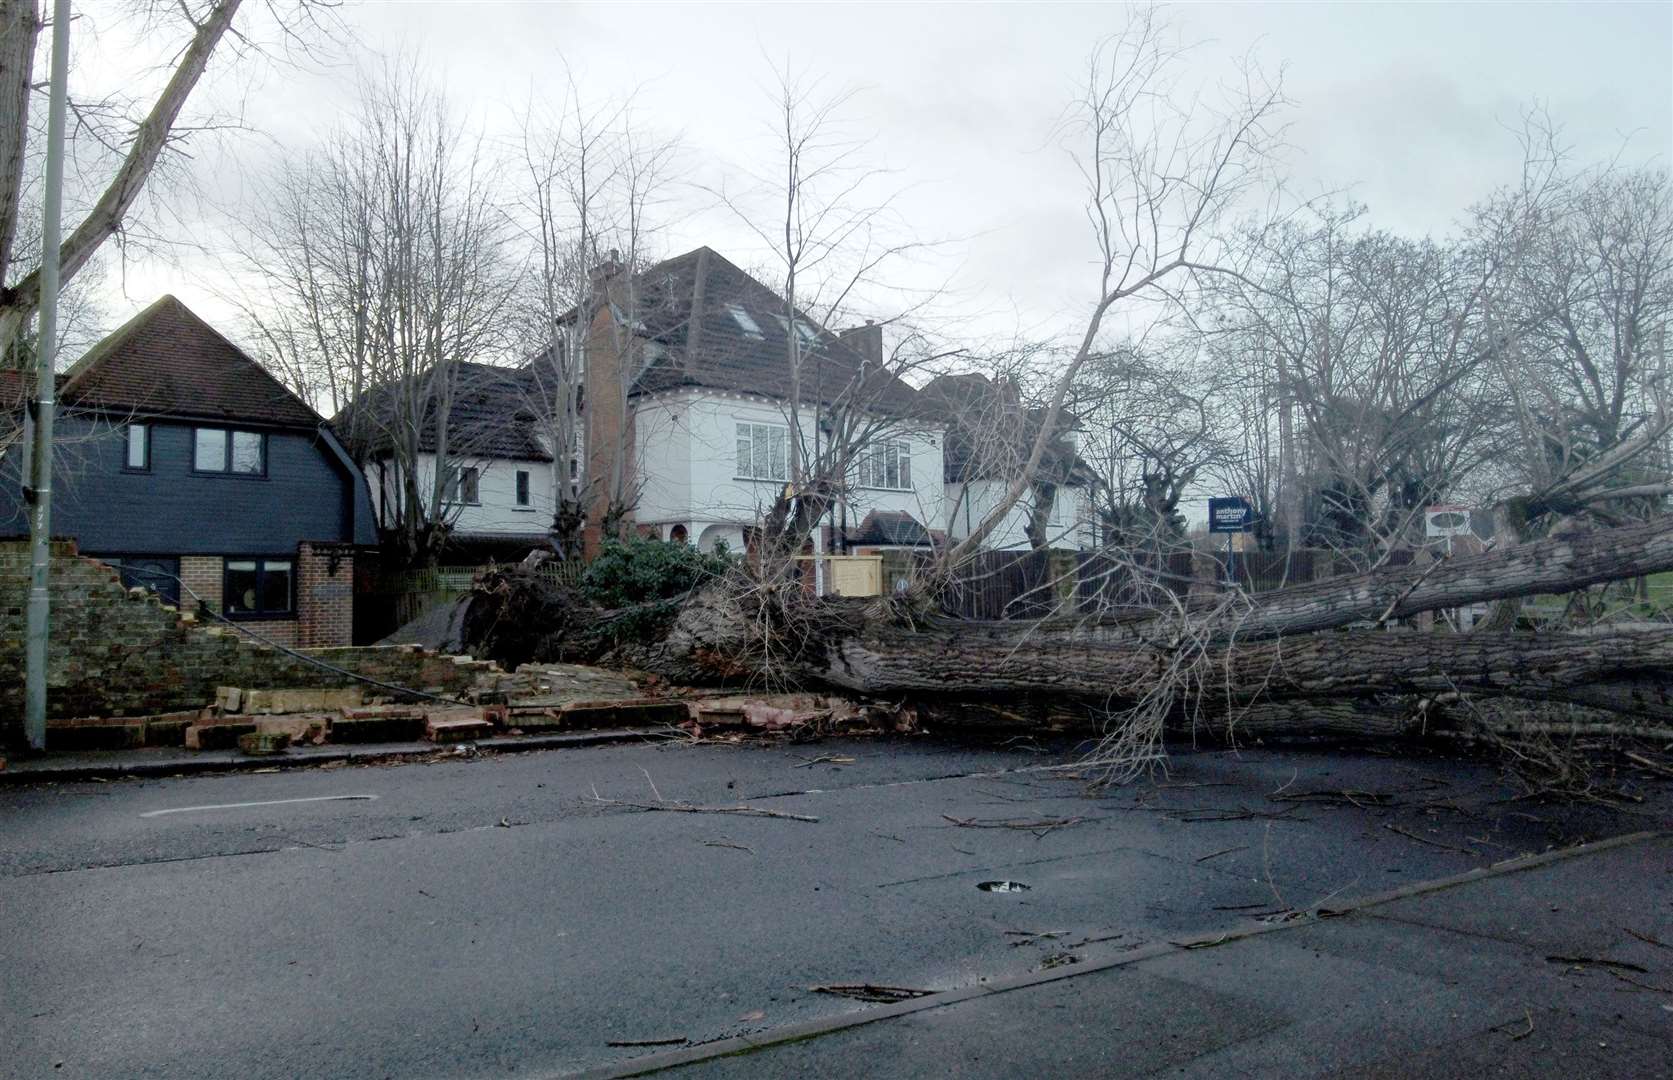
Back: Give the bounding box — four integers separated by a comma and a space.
94, 0, 1673, 350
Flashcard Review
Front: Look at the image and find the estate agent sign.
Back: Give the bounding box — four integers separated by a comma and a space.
1208, 496, 1254, 534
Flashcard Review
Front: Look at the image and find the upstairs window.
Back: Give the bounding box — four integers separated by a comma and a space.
444, 465, 481, 506
858, 440, 912, 490
736, 422, 788, 481
224, 558, 293, 619
194, 428, 265, 475
124, 424, 150, 470
515, 469, 531, 507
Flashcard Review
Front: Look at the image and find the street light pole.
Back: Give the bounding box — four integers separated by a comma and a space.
23, 0, 73, 752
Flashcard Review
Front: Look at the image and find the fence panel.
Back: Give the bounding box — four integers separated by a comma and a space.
1073, 549, 1196, 612
941, 550, 1063, 620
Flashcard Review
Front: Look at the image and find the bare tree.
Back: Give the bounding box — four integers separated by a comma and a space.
937, 10, 1284, 569
1208, 208, 1503, 567
233, 57, 519, 568
705, 61, 946, 566
0, 0, 339, 358
1074, 339, 1228, 551
1476, 121, 1673, 526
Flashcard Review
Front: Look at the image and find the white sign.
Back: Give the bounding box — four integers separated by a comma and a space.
1425, 504, 1472, 538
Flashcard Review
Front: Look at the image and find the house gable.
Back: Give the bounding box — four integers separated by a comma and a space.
60, 295, 321, 429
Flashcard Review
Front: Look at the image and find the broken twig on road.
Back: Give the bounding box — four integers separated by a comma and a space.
809, 984, 933, 1004
942, 814, 1089, 838
589, 790, 819, 822
586, 774, 820, 822
1383, 823, 1475, 855
793, 754, 856, 769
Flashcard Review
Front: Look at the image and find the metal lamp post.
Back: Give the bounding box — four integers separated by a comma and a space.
23, 0, 73, 751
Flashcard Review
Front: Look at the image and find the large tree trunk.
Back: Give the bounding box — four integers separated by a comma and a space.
620, 515, 1673, 740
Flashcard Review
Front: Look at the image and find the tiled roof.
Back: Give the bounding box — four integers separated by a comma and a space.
335, 361, 552, 463
58, 296, 321, 428
619, 247, 925, 418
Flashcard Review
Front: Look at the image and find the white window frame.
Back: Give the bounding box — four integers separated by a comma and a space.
735, 422, 789, 482
442, 464, 481, 506
857, 439, 913, 491
124, 423, 149, 470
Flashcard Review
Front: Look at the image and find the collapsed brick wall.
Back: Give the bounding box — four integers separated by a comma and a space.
0, 541, 500, 742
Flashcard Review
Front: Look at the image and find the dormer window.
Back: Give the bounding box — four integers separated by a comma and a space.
727, 304, 763, 339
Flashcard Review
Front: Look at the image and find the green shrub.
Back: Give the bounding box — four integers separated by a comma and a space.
579, 537, 734, 639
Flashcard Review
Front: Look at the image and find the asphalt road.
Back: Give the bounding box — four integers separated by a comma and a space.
2, 734, 1669, 1078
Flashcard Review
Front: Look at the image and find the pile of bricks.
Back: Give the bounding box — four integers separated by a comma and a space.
182, 689, 500, 752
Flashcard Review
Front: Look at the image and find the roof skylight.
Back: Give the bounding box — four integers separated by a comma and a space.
726, 304, 763, 338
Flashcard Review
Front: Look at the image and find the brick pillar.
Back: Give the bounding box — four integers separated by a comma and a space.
297, 543, 355, 647
179, 556, 223, 614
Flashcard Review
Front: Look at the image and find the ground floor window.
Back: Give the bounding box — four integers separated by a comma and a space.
224, 558, 294, 618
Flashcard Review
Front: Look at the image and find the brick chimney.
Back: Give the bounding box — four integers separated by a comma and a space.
589, 249, 624, 291
580, 249, 630, 558
839, 320, 883, 367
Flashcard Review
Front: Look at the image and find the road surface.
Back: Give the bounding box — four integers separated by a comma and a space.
2, 734, 1668, 1077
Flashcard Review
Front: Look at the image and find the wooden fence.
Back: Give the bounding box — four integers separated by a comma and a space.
932, 547, 1342, 621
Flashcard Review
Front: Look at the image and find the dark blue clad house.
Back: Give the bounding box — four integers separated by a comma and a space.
0, 296, 376, 646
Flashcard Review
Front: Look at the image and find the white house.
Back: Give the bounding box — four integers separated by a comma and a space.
344, 362, 566, 557
338, 249, 1093, 571
921, 372, 1097, 552
580, 247, 948, 563
943, 477, 1094, 551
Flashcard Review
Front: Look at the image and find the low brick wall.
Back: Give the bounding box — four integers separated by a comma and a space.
0, 541, 502, 743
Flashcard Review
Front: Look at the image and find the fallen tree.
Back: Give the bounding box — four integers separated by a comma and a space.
450, 516, 1673, 749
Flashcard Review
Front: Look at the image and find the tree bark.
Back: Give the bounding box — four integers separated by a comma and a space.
0, 0, 38, 296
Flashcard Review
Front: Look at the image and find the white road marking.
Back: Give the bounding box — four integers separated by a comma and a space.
140, 794, 379, 818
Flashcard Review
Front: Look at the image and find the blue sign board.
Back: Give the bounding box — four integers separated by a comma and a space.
1207, 496, 1254, 534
